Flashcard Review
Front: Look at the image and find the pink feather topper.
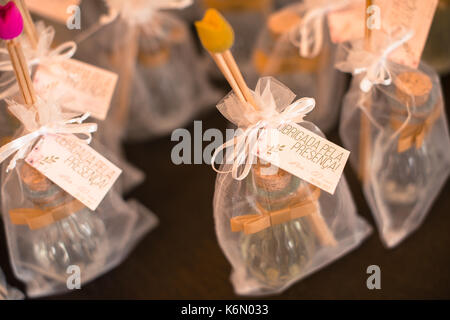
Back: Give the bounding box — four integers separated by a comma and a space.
0, 1, 24, 40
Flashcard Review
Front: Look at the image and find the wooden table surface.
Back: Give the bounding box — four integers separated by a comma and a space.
1, 73, 449, 300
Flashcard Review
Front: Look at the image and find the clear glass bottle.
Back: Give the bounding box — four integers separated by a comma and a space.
373, 70, 438, 234
17, 163, 108, 278
239, 161, 320, 288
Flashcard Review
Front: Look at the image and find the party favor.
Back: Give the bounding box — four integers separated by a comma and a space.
196, 9, 371, 295
336, 1, 450, 247
76, 0, 219, 143
0, 3, 156, 297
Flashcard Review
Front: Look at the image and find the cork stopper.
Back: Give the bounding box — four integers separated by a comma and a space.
253, 161, 292, 192
267, 8, 301, 36
395, 71, 432, 107
20, 163, 52, 192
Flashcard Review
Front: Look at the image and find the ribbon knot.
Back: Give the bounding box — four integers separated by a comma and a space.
0, 99, 97, 172
211, 77, 315, 181
336, 29, 414, 92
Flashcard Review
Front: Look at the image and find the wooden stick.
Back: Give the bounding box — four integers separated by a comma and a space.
6, 39, 36, 106
13, 0, 38, 50
306, 211, 337, 247
222, 50, 257, 108
110, 26, 139, 129
211, 52, 247, 106
359, 0, 373, 182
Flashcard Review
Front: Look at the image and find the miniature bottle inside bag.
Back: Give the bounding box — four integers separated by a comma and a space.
130, 11, 220, 140
195, 9, 370, 295
213, 77, 371, 295
76, 0, 218, 142
2, 148, 141, 296
339, 57, 450, 247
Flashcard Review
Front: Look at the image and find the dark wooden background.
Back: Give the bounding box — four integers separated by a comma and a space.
0, 72, 449, 300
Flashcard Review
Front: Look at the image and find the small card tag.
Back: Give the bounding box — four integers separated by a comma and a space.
255, 123, 350, 194
327, 0, 437, 68
25, 0, 81, 24
25, 134, 122, 211
34, 59, 118, 120
383, 0, 438, 68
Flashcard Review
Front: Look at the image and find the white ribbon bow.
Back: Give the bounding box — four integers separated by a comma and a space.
0, 99, 97, 172
289, 0, 354, 58
336, 29, 414, 92
211, 77, 315, 181
0, 22, 76, 99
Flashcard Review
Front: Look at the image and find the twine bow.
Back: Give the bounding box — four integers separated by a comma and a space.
336, 29, 414, 93
211, 77, 315, 181
231, 186, 321, 234
394, 105, 441, 153
0, 22, 76, 100
0, 98, 97, 172
289, 0, 353, 58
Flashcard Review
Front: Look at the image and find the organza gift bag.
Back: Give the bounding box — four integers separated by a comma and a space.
336, 32, 450, 248
213, 77, 371, 295
76, 0, 219, 142
0, 267, 24, 300
129, 11, 220, 140
251, 0, 352, 132
0, 99, 156, 297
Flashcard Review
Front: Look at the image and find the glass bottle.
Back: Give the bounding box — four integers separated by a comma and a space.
17, 162, 108, 278
374, 71, 438, 232
239, 160, 333, 288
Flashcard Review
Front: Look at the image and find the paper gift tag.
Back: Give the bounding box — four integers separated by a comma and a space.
327, 0, 438, 69
25, 0, 81, 25
25, 134, 122, 211
255, 123, 350, 194
34, 59, 118, 120
384, 0, 438, 69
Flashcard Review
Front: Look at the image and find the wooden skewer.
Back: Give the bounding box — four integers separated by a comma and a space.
306, 211, 337, 246
222, 50, 256, 108
13, 0, 38, 50
211, 52, 247, 105
359, 0, 373, 182
110, 26, 139, 128
6, 38, 36, 106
